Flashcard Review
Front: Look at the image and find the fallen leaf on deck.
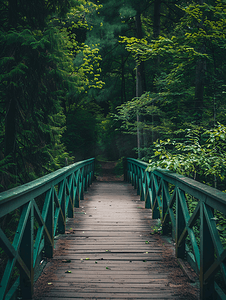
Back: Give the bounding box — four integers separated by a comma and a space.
62, 259, 71, 263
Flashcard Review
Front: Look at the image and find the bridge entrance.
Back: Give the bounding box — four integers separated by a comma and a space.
33, 180, 198, 299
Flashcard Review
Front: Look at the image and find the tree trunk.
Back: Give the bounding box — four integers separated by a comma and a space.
153, 0, 161, 75
4, 0, 18, 169
121, 55, 126, 104
153, 0, 161, 38
194, 0, 205, 123
135, 10, 146, 159
152, 0, 162, 143
4, 94, 17, 158
194, 55, 206, 122
135, 12, 146, 93
8, 0, 18, 28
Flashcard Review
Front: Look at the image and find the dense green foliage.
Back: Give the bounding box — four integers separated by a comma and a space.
148, 124, 226, 189
1, 2, 226, 296
0, 0, 103, 190
115, 0, 226, 180
1, 0, 226, 191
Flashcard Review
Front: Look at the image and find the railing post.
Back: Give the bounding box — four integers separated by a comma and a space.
176, 188, 186, 258
137, 166, 141, 196
68, 175, 74, 218
140, 169, 145, 201
20, 203, 34, 299
87, 164, 91, 188
151, 174, 160, 219
200, 202, 215, 300
75, 190, 79, 207
93, 159, 95, 182
123, 158, 127, 182
131, 164, 135, 187
145, 173, 151, 209
162, 180, 170, 235
58, 181, 66, 234
80, 180, 84, 200
84, 166, 88, 192
44, 189, 54, 258
75, 171, 80, 208
128, 162, 132, 183
79, 168, 84, 201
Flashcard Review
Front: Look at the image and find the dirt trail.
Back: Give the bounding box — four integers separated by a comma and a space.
96, 161, 123, 182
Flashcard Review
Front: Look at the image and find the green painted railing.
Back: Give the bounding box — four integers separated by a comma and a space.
125, 157, 226, 300
0, 158, 95, 300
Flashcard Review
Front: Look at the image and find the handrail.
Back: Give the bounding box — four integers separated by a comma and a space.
0, 158, 95, 300
125, 157, 226, 300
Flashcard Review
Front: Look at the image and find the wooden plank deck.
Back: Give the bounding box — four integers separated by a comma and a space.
34, 181, 197, 299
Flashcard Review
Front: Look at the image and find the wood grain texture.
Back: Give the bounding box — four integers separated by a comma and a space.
33, 181, 187, 299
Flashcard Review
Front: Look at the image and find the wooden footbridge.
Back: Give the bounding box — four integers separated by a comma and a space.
0, 158, 226, 299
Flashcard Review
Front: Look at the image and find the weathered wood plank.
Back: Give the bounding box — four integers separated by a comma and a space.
33, 181, 194, 300
37, 292, 178, 299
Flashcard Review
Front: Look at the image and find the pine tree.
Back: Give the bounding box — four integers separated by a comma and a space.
0, 0, 96, 190
115, 0, 226, 159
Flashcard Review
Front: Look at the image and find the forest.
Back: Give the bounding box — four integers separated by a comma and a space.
1, 0, 226, 192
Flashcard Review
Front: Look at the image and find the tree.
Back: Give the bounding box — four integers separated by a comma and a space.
116, 0, 226, 159
148, 124, 226, 189
0, 0, 103, 190
67, 0, 140, 160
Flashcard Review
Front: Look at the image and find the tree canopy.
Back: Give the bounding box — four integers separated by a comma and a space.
1, 0, 226, 191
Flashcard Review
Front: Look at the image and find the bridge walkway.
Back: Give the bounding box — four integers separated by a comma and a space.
33, 181, 198, 300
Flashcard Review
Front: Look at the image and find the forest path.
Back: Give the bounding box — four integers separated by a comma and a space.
96, 160, 124, 182
33, 181, 198, 299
